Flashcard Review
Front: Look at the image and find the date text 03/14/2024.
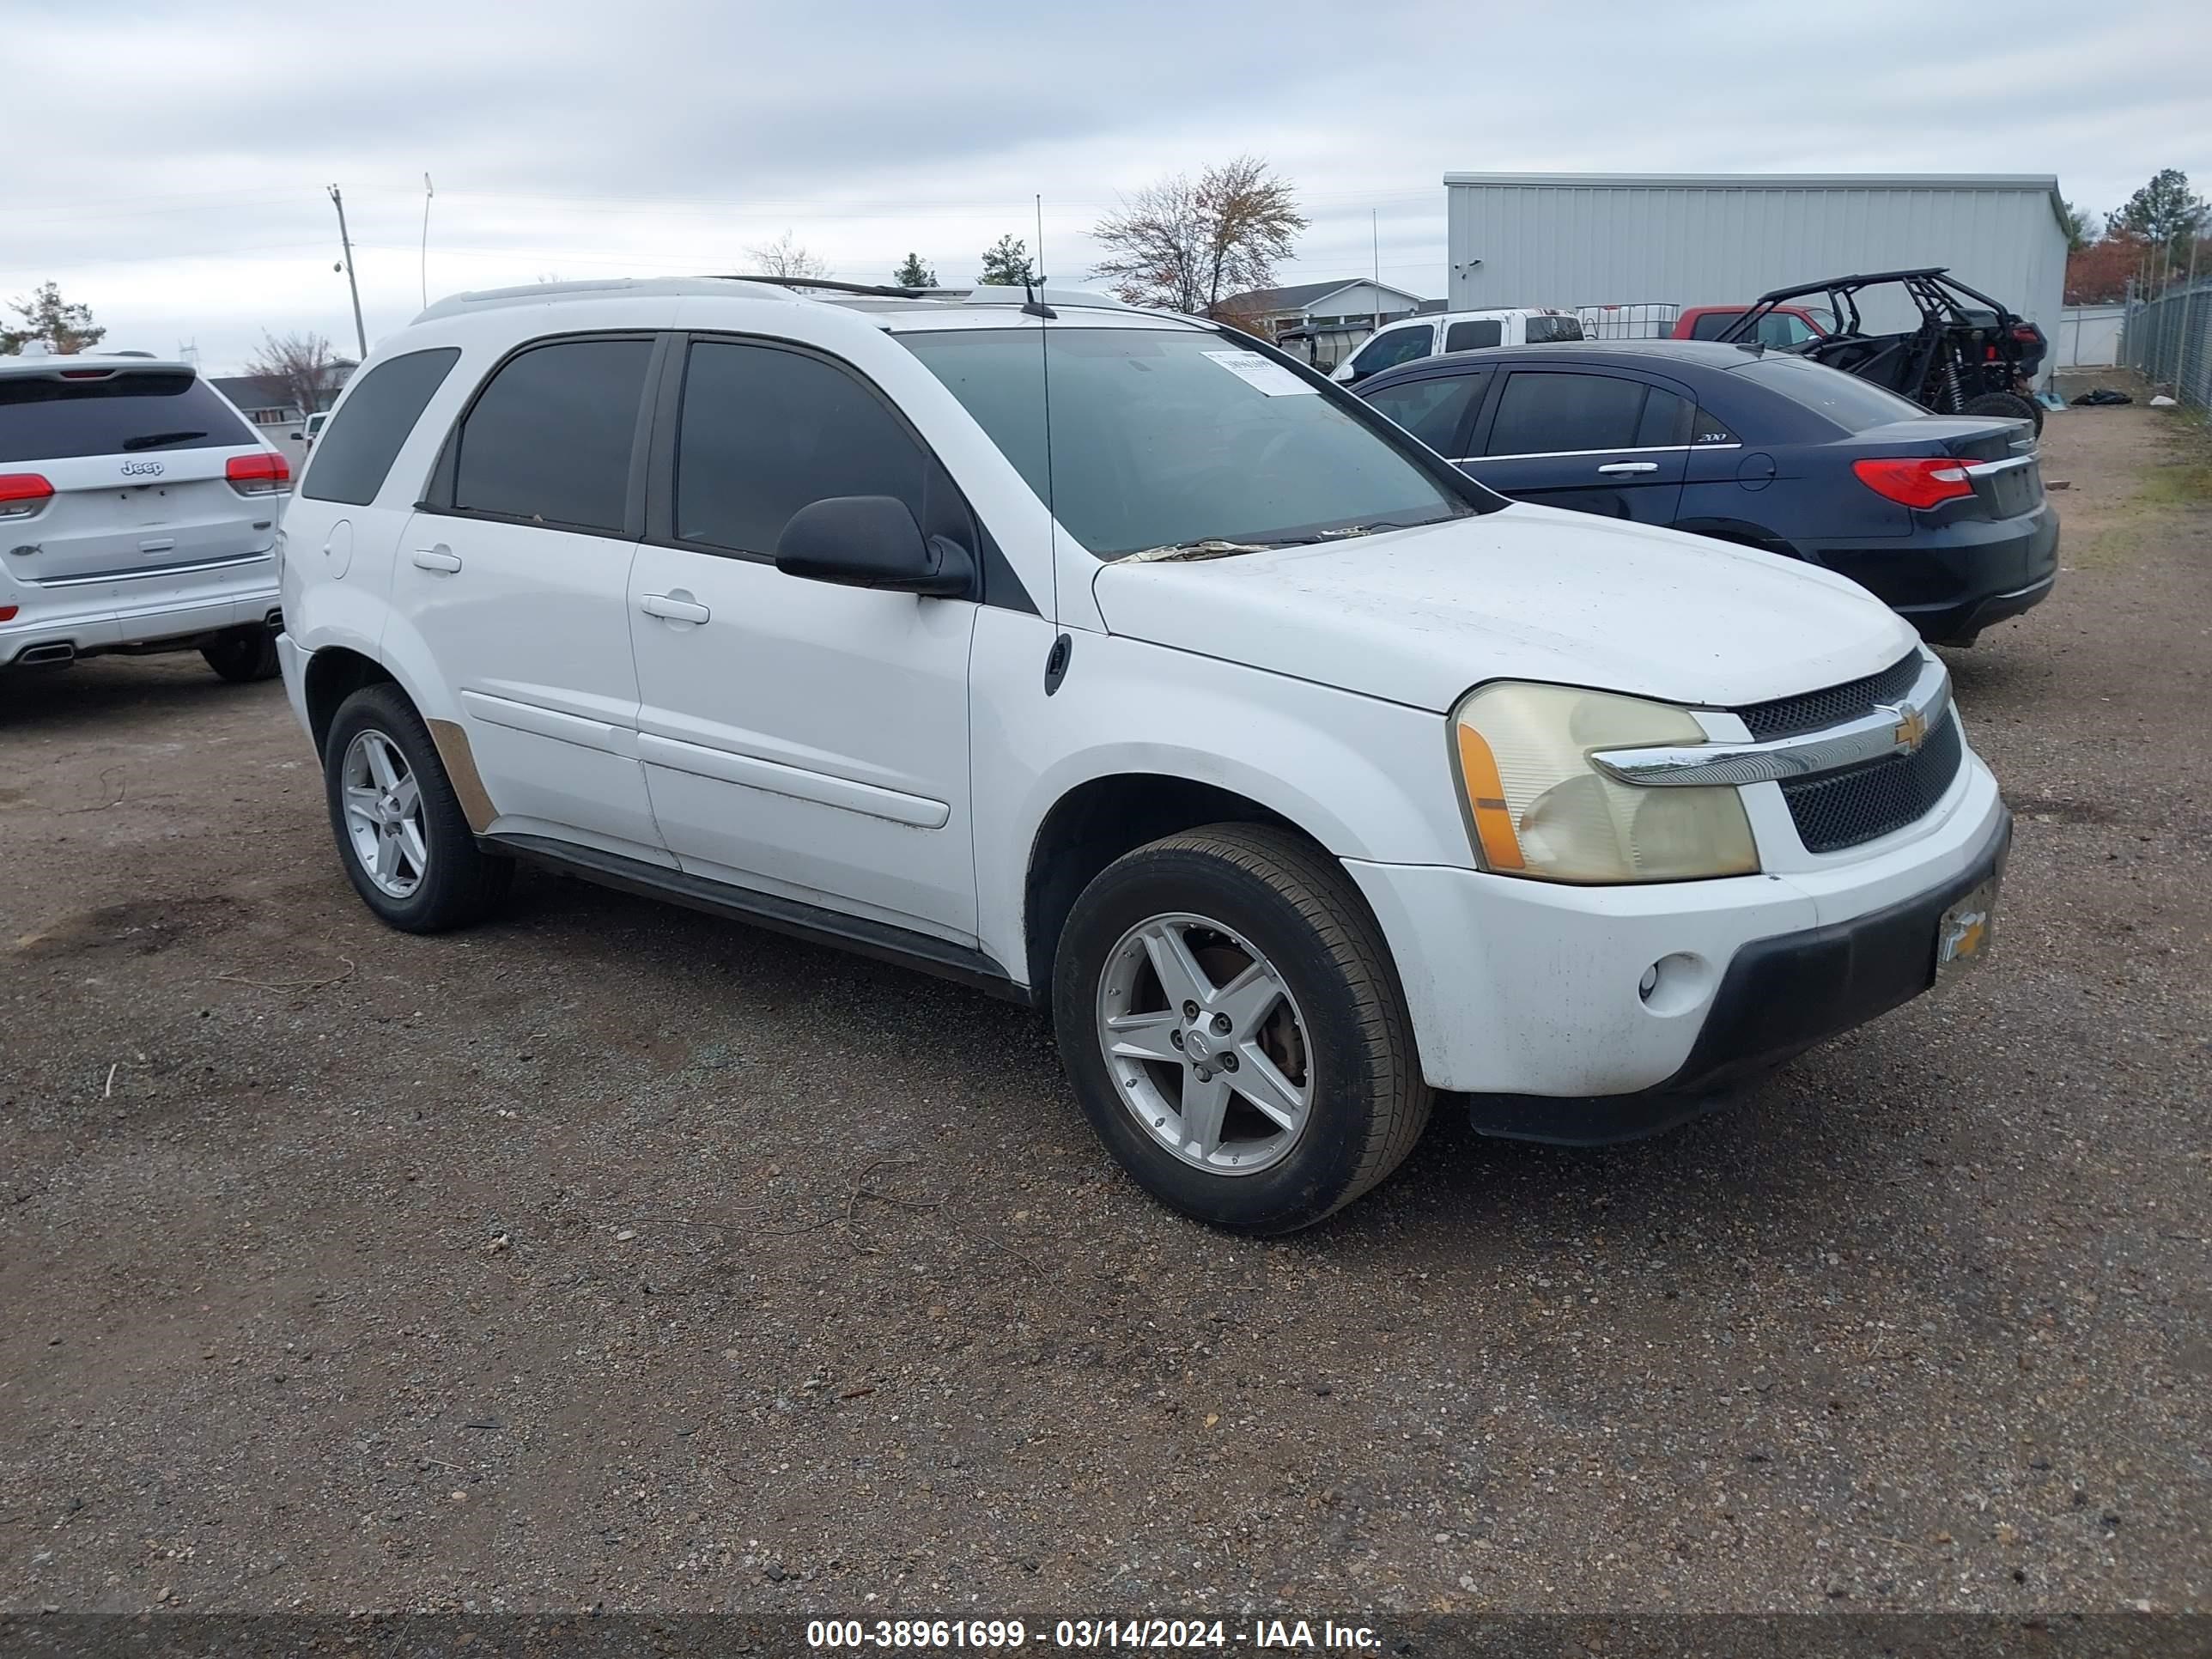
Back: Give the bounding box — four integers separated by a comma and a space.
805, 1618, 1383, 1650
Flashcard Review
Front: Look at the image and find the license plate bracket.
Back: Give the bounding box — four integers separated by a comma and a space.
1936, 878, 1998, 983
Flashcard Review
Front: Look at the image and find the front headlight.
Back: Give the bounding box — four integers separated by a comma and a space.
1451, 682, 1759, 883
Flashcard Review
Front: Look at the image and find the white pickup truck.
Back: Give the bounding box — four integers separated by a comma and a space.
274, 276, 2008, 1232
1332, 307, 1585, 384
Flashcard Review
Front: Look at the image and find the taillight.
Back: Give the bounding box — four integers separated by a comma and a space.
225, 451, 291, 495
2010, 325, 2039, 343
0, 472, 54, 520
1852, 457, 1974, 509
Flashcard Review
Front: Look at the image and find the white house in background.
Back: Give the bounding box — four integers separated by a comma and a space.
1223, 279, 1435, 371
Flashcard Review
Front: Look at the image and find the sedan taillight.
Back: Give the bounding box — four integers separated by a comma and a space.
1852, 457, 1974, 509
0, 472, 54, 519
225, 452, 292, 495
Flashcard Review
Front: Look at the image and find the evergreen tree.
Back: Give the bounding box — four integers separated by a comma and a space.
979, 235, 1036, 289
2109, 169, 2208, 260
0, 282, 106, 355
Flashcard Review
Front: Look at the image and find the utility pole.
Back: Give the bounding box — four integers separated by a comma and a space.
328, 184, 368, 361
421, 173, 435, 309
1370, 209, 1381, 336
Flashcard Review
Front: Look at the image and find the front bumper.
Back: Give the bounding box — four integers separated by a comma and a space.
1343, 747, 2008, 1115
1457, 805, 2009, 1143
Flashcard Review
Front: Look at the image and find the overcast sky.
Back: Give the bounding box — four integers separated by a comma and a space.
6, 0, 2206, 373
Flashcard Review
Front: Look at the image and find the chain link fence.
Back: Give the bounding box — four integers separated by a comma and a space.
2122, 277, 2212, 410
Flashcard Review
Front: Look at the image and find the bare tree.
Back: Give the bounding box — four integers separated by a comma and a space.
1091, 156, 1307, 317
745, 231, 830, 281
244, 330, 343, 419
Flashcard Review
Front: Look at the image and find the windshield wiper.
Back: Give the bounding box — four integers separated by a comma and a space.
1123, 519, 1443, 564
1121, 539, 1282, 564
1297, 518, 1433, 542
120, 430, 207, 451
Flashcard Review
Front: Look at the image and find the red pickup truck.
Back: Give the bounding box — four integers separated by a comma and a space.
1672, 304, 1830, 346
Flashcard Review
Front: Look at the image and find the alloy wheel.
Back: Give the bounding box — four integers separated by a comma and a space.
339, 729, 428, 899
1094, 912, 1312, 1176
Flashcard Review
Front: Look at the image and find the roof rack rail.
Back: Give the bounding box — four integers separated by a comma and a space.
710, 275, 929, 299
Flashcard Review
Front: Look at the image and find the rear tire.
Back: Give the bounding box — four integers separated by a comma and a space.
322, 684, 513, 933
201, 626, 280, 683
1052, 823, 1432, 1234
1962, 390, 2044, 436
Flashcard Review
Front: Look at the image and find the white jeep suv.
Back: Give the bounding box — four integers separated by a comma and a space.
3, 353, 290, 680
276, 276, 2008, 1232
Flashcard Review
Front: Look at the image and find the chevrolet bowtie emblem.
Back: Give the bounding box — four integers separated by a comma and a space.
1880, 702, 1929, 753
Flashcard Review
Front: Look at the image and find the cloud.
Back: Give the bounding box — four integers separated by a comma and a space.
6, 0, 2206, 369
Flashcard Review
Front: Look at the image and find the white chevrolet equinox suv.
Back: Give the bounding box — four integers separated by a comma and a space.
276, 276, 2008, 1232
3, 353, 290, 680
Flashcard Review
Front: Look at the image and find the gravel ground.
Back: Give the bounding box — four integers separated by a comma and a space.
2, 401, 2207, 1621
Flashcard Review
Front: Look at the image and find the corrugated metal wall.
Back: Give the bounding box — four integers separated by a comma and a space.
1445, 177, 2068, 375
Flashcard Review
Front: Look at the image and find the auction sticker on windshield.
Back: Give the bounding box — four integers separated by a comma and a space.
1202, 349, 1316, 396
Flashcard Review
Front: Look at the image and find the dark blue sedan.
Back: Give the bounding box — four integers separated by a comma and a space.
1353, 340, 2058, 645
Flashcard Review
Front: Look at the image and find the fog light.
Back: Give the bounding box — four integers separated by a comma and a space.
1638, 952, 1715, 1018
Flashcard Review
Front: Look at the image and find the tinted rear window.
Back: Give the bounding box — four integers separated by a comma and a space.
1687, 311, 1739, 340
1522, 316, 1584, 343
1735, 355, 1929, 430
0, 370, 254, 464
452, 337, 652, 532
1489, 371, 1652, 453
301, 348, 460, 506
1363, 371, 1487, 453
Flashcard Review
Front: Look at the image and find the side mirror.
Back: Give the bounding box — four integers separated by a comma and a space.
774, 495, 973, 597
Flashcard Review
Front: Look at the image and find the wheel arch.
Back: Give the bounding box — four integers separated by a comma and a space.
301, 646, 399, 757
1673, 518, 1801, 558
1021, 772, 1319, 1008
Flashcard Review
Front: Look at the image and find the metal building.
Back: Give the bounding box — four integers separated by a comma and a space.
1443, 172, 2068, 372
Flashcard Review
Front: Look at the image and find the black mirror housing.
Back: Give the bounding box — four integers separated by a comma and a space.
774, 495, 972, 597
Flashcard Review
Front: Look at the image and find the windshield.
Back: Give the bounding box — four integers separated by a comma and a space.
898, 326, 1473, 558
1736, 353, 1930, 429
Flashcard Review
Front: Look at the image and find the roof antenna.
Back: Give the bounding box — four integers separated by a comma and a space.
1023, 191, 1055, 320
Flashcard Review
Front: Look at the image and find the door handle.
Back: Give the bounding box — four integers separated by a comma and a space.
639, 592, 711, 624
1595, 461, 1660, 476
411, 545, 463, 573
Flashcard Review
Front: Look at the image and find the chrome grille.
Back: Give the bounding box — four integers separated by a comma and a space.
1782, 714, 1964, 854
1735, 652, 1923, 741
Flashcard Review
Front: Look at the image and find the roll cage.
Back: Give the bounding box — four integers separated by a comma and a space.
1717, 268, 2021, 345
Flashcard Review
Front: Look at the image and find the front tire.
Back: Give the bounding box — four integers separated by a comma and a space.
201, 626, 280, 683
322, 684, 512, 933
1053, 823, 1431, 1233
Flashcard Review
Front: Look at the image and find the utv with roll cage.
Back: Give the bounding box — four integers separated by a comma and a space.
1718, 267, 2048, 434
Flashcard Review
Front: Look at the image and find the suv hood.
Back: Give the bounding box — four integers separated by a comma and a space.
1089, 505, 1918, 713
